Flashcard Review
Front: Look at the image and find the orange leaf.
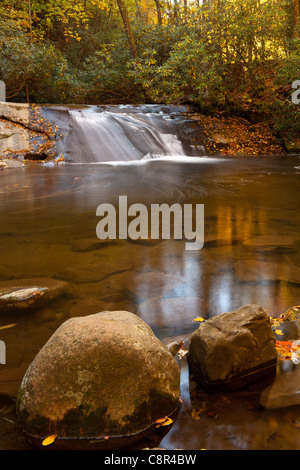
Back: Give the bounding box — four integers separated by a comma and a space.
154, 416, 167, 424
155, 417, 173, 428
276, 340, 293, 350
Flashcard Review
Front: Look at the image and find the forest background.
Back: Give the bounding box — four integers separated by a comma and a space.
0, 0, 299, 140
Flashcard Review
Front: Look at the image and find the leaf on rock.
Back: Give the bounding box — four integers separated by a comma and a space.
275, 329, 284, 335
42, 434, 57, 446
155, 416, 173, 428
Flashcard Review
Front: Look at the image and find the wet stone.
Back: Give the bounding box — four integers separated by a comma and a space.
57, 259, 133, 283
187, 304, 277, 391
0, 278, 67, 313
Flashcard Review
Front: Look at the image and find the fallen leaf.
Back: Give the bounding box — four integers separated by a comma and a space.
155, 416, 173, 427
0, 323, 17, 330
191, 409, 202, 420
275, 329, 284, 335
42, 434, 57, 446
191, 402, 207, 420
193, 317, 205, 322
177, 349, 188, 359
275, 339, 300, 361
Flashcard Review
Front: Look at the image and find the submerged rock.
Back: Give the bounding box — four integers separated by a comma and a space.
187, 304, 277, 391
16, 310, 180, 449
0, 277, 67, 313
71, 237, 117, 252
242, 235, 298, 252
260, 370, 300, 409
234, 260, 300, 284
138, 296, 207, 331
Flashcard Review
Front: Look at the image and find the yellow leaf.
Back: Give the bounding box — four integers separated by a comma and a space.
0, 323, 17, 330
193, 317, 205, 322
275, 329, 284, 335
42, 434, 57, 446
155, 417, 173, 428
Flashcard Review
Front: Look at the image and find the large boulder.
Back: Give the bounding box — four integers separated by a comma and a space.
187, 304, 277, 391
16, 311, 180, 449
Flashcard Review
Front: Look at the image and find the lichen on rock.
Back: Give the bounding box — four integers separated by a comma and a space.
16, 310, 180, 448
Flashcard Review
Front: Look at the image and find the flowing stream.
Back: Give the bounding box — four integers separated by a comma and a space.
45, 104, 206, 163
0, 105, 299, 450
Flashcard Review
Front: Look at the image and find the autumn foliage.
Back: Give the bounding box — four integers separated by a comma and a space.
0, 0, 299, 139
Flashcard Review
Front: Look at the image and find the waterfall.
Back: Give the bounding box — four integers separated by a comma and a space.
59, 105, 206, 163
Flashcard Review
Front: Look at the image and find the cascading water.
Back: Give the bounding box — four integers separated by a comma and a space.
56, 105, 206, 163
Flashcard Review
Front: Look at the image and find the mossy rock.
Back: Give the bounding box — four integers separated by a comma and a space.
283, 138, 300, 154
16, 311, 180, 449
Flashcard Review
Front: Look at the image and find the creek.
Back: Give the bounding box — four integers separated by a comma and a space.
0, 105, 299, 450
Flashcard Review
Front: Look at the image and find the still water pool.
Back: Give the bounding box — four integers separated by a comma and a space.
0, 154, 299, 449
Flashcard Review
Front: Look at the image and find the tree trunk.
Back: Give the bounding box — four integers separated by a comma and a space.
28, 0, 32, 44
173, 0, 179, 20
116, 0, 138, 59
183, 0, 188, 18
153, 0, 162, 25
294, 0, 299, 38
26, 84, 30, 104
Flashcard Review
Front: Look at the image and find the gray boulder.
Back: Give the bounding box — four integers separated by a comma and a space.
187, 304, 277, 391
16, 311, 180, 448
